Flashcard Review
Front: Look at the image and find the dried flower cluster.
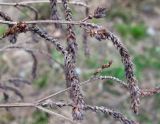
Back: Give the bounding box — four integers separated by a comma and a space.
50, 0, 61, 28
62, 0, 85, 120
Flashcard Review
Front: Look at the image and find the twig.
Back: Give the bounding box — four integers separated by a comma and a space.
37, 75, 127, 103
0, 102, 35, 108
40, 101, 139, 124
35, 105, 74, 123
0, 101, 138, 124
0, 0, 89, 8
0, 102, 74, 123
0, 20, 98, 27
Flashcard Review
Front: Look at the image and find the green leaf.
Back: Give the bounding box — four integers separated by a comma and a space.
32, 110, 48, 124
0, 25, 7, 35
100, 67, 124, 80
34, 75, 48, 89
115, 23, 147, 40
130, 24, 147, 39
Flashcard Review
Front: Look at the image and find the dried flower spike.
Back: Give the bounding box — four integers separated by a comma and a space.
62, 0, 85, 120
85, 105, 138, 124
86, 25, 141, 114
94, 7, 107, 19
94, 60, 113, 75
50, 0, 62, 28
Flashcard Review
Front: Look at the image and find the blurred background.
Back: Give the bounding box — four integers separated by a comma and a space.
0, 0, 160, 124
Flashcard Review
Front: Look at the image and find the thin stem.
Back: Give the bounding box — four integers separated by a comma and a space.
0, 103, 35, 108
0, 20, 98, 28
37, 76, 127, 103
35, 105, 74, 123
0, 102, 73, 123
0, 0, 88, 8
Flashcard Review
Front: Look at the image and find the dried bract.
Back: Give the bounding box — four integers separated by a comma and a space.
2, 22, 27, 38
